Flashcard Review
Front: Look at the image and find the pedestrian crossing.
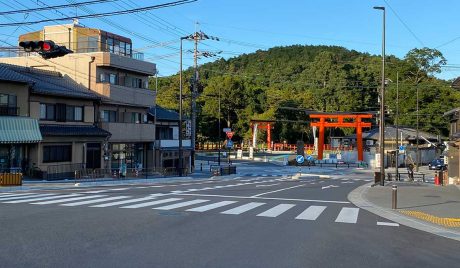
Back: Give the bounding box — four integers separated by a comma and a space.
0, 191, 395, 226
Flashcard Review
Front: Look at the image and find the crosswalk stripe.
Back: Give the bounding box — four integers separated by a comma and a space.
121, 198, 182, 208
186, 201, 237, 212
60, 196, 131, 207
153, 199, 209, 210
90, 197, 157, 207
377, 221, 399, 227
0, 193, 56, 202
3, 194, 81, 203
31, 195, 107, 205
257, 204, 296, 217
83, 190, 109, 194
220, 202, 265, 215
0, 193, 37, 198
295, 206, 327, 220
335, 207, 359, 223
109, 188, 130, 191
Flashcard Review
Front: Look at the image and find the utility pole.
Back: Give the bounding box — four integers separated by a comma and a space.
395, 72, 399, 180
374, 6, 386, 186
189, 28, 220, 172
416, 84, 420, 172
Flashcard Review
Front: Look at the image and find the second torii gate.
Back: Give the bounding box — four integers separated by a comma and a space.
250, 120, 275, 149
310, 114, 372, 161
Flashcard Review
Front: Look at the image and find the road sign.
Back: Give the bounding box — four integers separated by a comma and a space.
296, 155, 305, 164
307, 155, 314, 161
399, 145, 405, 151
227, 140, 234, 148
223, 128, 231, 133
306, 149, 313, 155
226, 131, 234, 139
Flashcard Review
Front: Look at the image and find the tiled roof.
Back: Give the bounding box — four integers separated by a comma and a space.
0, 64, 29, 83
148, 106, 185, 121
344, 126, 440, 141
40, 124, 111, 137
0, 63, 100, 100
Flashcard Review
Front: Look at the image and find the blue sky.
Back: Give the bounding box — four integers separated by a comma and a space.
1, 0, 459, 79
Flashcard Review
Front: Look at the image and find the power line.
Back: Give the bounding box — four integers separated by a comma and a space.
0, 0, 119, 16
0, 0, 197, 27
383, 0, 425, 47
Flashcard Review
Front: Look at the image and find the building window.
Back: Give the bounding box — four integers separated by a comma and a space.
109, 73, 117, 85
43, 145, 72, 163
40, 103, 56, 120
108, 38, 114, 53
66, 106, 84, 122
131, 112, 141, 124
0, 94, 18, 115
126, 43, 132, 57
102, 110, 117, 122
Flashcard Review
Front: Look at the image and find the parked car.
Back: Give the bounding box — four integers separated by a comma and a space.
428, 159, 447, 170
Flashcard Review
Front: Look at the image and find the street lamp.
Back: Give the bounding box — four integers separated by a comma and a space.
374, 6, 386, 186
179, 34, 193, 177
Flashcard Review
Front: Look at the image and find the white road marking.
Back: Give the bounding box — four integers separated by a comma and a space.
186, 201, 237, 212
321, 185, 339, 190
220, 202, 265, 215
252, 184, 306, 197
295, 206, 327, 220
61, 196, 131, 206
341, 181, 354, 184
257, 204, 295, 217
256, 183, 280, 187
335, 207, 360, 223
0, 193, 38, 198
32, 195, 107, 205
90, 196, 157, 207
109, 188, 130, 191
0, 193, 56, 201
3, 194, 81, 203
121, 198, 182, 208
175, 193, 350, 204
83, 190, 108, 194
153, 199, 209, 210
377, 222, 399, 227
135, 187, 149, 189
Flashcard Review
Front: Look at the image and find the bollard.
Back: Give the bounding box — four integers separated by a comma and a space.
200, 162, 203, 171
392, 185, 398, 209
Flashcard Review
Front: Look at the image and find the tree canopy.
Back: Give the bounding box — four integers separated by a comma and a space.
151, 45, 460, 144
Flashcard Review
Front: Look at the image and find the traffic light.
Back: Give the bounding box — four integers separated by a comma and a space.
18, 40, 72, 59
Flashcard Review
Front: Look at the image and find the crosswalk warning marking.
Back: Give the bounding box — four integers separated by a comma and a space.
335, 207, 360, 223
220, 202, 265, 215
90, 196, 157, 208
31, 195, 107, 205
295, 206, 327, 220
153, 199, 209, 210
120, 198, 182, 209
3, 194, 81, 204
257, 204, 296, 218
0, 193, 56, 202
186, 201, 238, 212
61, 196, 131, 207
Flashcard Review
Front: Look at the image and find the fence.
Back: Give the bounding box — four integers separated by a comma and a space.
74, 167, 189, 182
46, 163, 86, 180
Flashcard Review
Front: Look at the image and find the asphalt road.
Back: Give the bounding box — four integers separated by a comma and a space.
1, 167, 459, 268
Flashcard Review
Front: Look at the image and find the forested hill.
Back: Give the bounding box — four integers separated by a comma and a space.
153, 45, 460, 143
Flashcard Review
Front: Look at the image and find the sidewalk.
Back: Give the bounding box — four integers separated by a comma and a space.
349, 181, 460, 241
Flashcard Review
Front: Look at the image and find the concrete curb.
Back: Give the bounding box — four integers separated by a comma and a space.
348, 182, 460, 242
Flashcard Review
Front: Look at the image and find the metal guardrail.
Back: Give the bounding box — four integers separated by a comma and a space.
47, 163, 85, 180
74, 167, 190, 182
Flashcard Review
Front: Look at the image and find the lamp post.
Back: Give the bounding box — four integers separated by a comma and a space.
178, 35, 192, 176
374, 6, 386, 186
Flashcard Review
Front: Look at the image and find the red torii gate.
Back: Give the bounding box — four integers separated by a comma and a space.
309, 114, 372, 161
250, 120, 275, 149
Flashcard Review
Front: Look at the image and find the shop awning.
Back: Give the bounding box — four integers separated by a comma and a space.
0, 117, 42, 144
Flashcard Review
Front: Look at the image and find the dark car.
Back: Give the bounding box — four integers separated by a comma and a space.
428, 159, 447, 170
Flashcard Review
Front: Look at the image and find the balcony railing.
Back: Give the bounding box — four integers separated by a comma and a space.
0, 106, 19, 116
